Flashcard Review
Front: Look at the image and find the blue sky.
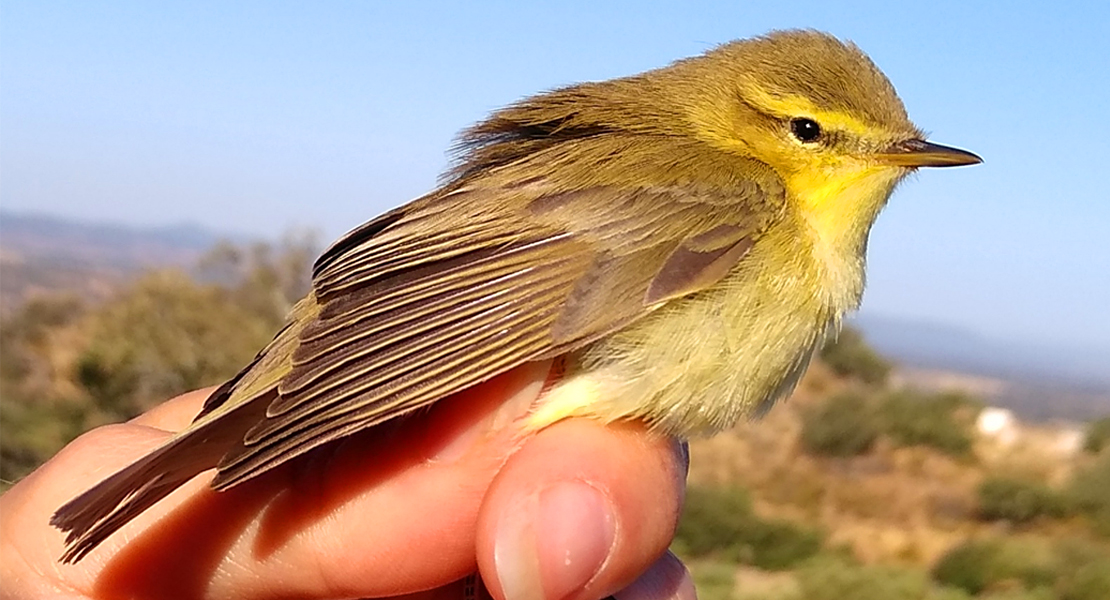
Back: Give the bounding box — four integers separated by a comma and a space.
2, 1, 1108, 352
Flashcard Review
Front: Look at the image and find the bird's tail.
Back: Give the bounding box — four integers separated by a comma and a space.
50, 391, 271, 563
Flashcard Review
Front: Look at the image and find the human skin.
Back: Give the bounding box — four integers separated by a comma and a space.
0, 360, 695, 600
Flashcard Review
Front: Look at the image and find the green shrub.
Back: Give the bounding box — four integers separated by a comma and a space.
687, 561, 738, 600
1055, 539, 1110, 600
934, 537, 1110, 600
675, 485, 823, 570
1061, 566, 1110, 600
73, 271, 283, 421
931, 539, 1056, 595
820, 327, 891, 385
932, 539, 998, 594
1083, 416, 1110, 453
977, 476, 1069, 524
675, 485, 756, 558
800, 393, 879, 457
879, 390, 976, 458
0, 296, 89, 486
1066, 453, 1110, 536
797, 555, 953, 600
741, 518, 824, 570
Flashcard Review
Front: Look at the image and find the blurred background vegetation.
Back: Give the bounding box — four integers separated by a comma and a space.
1, 228, 1107, 600
0, 233, 317, 484
676, 332, 1110, 600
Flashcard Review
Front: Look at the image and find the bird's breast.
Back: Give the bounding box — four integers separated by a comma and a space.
528, 222, 845, 436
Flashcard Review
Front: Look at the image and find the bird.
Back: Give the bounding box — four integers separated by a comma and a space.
51, 29, 980, 563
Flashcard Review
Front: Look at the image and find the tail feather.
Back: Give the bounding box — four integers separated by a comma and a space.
50, 392, 271, 563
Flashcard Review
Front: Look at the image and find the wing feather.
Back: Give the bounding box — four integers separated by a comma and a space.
212, 181, 779, 487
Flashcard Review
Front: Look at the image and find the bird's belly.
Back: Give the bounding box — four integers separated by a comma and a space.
529, 249, 839, 436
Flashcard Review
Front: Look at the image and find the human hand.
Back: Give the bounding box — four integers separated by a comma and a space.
0, 360, 694, 600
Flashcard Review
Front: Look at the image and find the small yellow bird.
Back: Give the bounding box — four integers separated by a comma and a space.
52, 29, 980, 562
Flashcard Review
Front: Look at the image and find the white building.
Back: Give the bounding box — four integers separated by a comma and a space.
977, 407, 1018, 446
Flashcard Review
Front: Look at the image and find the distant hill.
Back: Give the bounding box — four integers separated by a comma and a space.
0, 210, 247, 311
0, 210, 242, 268
854, 313, 1110, 421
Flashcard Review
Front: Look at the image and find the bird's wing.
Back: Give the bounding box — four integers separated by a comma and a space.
212, 178, 781, 487
52, 176, 781, 562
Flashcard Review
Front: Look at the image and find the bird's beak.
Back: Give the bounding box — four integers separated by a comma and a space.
873, 139, 982, 168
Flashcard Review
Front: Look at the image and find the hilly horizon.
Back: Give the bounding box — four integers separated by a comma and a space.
0, 210, 246, 268
853, 313, 1110, 390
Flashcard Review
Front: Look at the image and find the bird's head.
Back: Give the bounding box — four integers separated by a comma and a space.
457, 30, 979, 237
666, 30, 981, 249
678, 30, 979, 176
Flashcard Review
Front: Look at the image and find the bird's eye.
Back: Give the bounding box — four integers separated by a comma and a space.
790, 118, 822, 143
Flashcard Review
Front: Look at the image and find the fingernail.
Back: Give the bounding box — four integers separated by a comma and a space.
495, 481, 616, 600
537, 482, 617, 600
